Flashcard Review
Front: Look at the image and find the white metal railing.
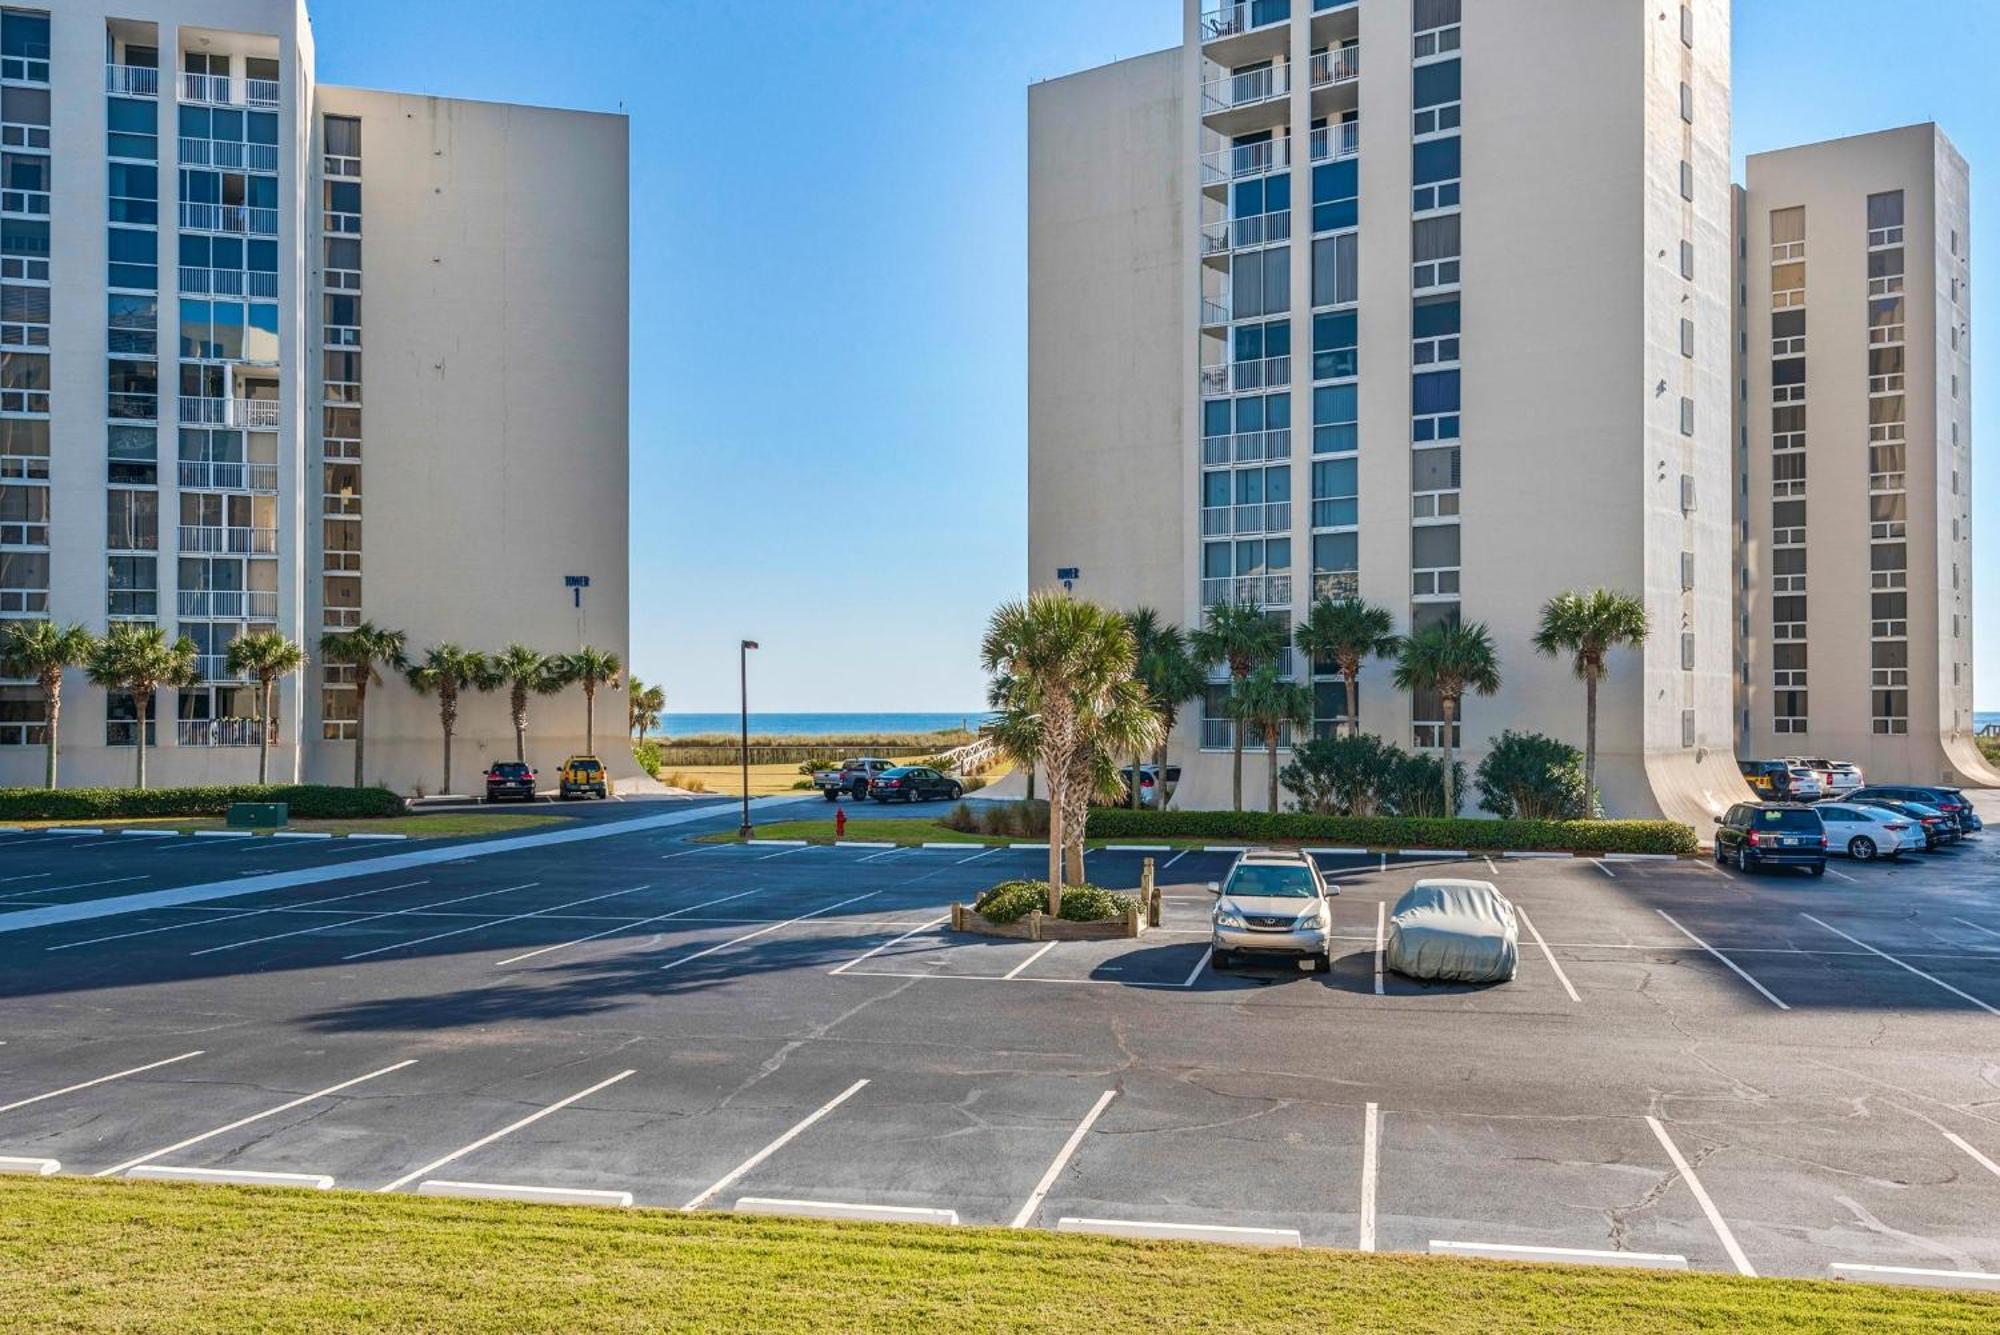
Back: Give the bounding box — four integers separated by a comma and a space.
180, 138, 279, 173
178, 525, 278, 556
177, 589, 278, 620
180, 202, 279, 236
106, 63, 160, 97
1201, 137, 1291, 186
245, 78, 280, 108
179, 266, 279, 298
192, 655, 251, 683
1201, 295, 1231, 327
1201, 573, 1292, 607
1200, 355, 1290, 397
1201, 209, 1292, 255
1310, 45, 1361, 88
1310, 120, 1361, 162
1202, 62, 1290, 115
179, 397, 280, 430
1202, 428, 1290, 467
177, 718, 261, 748
938, 734, 1002, 777
178, 460, 278, 492
180, 72, 280, 109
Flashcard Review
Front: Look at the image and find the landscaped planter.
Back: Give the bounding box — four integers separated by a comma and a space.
950, 901, 1146, 941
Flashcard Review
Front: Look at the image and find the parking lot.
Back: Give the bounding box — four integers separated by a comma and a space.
1, 791, 1997, 1285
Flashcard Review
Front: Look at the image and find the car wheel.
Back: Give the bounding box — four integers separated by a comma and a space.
823, 790, 838, 802
1314, 952, 1333, 975
1211, 950, 1231, 971
947, 784, 963, 801
1713, 843, 1726, 865
1736, 847, 1753, 874
906, 787, 919, 804
1848, 836, 1876, 862
1806, 862, 1826, 878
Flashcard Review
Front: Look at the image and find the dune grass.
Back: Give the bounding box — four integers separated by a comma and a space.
0, 1178, 1992, 1334
8, 812, 570, 839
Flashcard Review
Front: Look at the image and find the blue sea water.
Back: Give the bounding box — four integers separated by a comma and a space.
1978, 711, 1999, 732
657, 712, 989, 739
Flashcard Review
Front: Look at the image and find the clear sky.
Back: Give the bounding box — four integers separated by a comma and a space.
310, 1, 1994, 714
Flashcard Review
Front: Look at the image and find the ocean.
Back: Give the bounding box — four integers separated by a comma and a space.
1979, 711, 1999, 732
655, 712, 989, 739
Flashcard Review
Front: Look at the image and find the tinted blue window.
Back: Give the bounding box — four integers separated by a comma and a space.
247, 113, 279, 146
1203, 472, 1231, 507
1313, 383, 1358, 454
178, 105, 211, 138
1204, 544, 1231, 578
1234, 396, 1264, 433
1313, 310, 1358, 380
1313, 458, 1358, 498
2, 219, 48, 256
247, 240, 278, 273
108, 229, 155, 264
1414, 60, 1461, 109
108, 97, 158, 161
2, 13, 49, 58
180, 234, 211, 267
1312, 159, 1358, 232
210, 236, 244, 269
1264, 393, 1292, 428
1413, 138, 1462, 186
247, 175, 277, 210
1204, 400, 1233, 438
1412, 297, 1460, 338
1413, 370, 1461, 414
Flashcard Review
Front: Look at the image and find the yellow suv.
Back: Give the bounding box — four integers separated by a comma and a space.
558, 755, 610, 800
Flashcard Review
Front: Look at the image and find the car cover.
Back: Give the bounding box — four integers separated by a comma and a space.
1385, 879, 1519, 984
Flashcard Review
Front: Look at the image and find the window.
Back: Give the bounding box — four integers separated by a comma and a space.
0, 414, 43, 479
1, 9, 49, 84
1680, 81, 1693, 124
108, 226, 157, 291
1230, 245, 1290, 320
0, 548, 46, 612
1311, 309, 1356, 381
109, 425, 157, 486
1680, 240, 1695, 280
324, 115, 362, 175
1681, 710, 1696, 749
1413, 0, 1461, 60
107, 489, 158, 551
106, 691, 158, 748
1313, 383, 1356, 455
1412, 370, 1460, 443
0, 347, 44, 413
1311, 159, 1356, 234
106, 555, 157, 618
1866, 191, 1904, 247
107, 97, 158, 162
0, 684, 42, 746
0, 479, 46, 545
1681, 4, 1694, 47
1411, 524, 1460, 598
1680, 317, 1695, 359
1679, 396, 1694, 436
2, 84, 50, 150
1679, 159, 1693, 202
1310, 232, 1358, 308
107, 162, 157, 226
1680, 551, 1695, 591
1413, 214, 1461, 290
108, 358, 157, 420
1412, 59, 1461, 137
1412, 137, 1461, 212
1413, 296, 1460, 366
1310, 457, 1357, 529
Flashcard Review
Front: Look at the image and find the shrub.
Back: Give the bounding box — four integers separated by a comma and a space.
942, 799, 1049, 839
0, 785, 402, 821
632, 742, 663, 781
1082, 808, 1696, 856
1979, 735, 2000, 770
975, 880, 1136, 924
1379, 750, 1463, 818
1279, 733, 1462, 818
1475, 730, 1591, 820
663, 771, 709, 794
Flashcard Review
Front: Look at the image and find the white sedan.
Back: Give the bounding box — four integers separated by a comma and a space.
1813, 802, 1913, 861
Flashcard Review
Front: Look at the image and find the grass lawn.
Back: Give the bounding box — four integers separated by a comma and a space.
661, 759, 1013, 798
702, 818, 1225, 849
9, 812, 572, 839
0, 1179, 1992, 1334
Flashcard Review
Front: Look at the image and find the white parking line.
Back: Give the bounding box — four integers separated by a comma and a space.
1828, 1263, 2000, 1291
493, 887, 764, 968
1003, 940, 1059, 981
1942, 1131, 2000, 1182
682, 1078, 870, 1211
190, 883, 532, 957
954, 846, 1007, 865
1645, 1115, 1755, 1276
1591, 860, 1617, 879
340, 884, 652, 962
756, 846, 808, 860
1802, 914, 2000, 1015
1655, 910, 1789, 1010
1179, 946, 1213, 988
1009, 1088, 1116, 1229
50, 881, 430, 952
1359, 1102, 1379, 1251
1954, 917, 2000, 943
377, 1069, 635, 1193
856, 847, 905, 864
0, 872, 52, 884
1826, 867, 1859, 884
1482, 856, 1499, 875
95, 1060, 417, 1178
1374, 902, 1386, 995
662, 893, 880, 973
0, 1049, 203, 1116
9, 874, 152, 900
1160, 850, 1190, 872
1430, 1240, 1687, 1269
824, 909, 947, 976
1516, 908, 1580, 1004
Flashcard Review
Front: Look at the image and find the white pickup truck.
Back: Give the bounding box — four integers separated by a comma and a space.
812, 757, 895, 801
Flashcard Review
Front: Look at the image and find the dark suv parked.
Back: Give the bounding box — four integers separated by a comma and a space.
484, 761, 537, 803
1713, 803, 1827, 876
1847, 786, 1979, 835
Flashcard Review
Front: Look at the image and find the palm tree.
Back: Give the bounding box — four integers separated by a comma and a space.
561, 647, 621, 755
1294, 596, 1401, 739
85, 625, 198, 790
1533, 588, 1650, 814
1126, 608, 1202, 810
0, 620, 97, 789
1189, 601, 1285, 811
318, 622, 408, 788
224, 630, 307, 785
493, 644, 567, 764
1058, 675, 1160, 883
980, 591, 1149, 914
630, 679, 666, 742
1392, 621, 1502, 818
1229, 664, 1317, 814
405, 645, 498, 796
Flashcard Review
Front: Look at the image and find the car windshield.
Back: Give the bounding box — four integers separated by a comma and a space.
881, 768, 915, 778
492, 764, 528, 775
1753, 809, 1820, 831
1226, 864, 1317, 898
571, 761, 600, 774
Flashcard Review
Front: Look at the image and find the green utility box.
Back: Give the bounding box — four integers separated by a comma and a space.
226, 802, 289, 830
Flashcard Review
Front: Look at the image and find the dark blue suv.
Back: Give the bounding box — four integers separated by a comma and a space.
1714, 803, 1827, 877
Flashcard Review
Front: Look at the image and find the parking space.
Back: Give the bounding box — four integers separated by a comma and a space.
1, 791, 1997, 1283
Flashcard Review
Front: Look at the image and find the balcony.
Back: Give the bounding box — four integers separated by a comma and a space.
1201, 137, 1291, 188
106, 63, 160, 97
1202, 428, 1291, 468
1200, 355, 1291, 397
179, 460, 278, 492
1201, 208, 1292, 257
1201, 573, 1293, 608
1310, 45, 1360, 88
178, 588, 279, 620
1310, 120, 1361, 163
180, 138, 280, 173
180, 266, 279, 299
181, 72, 281, 109
1202, 2, 1289, 42
178, 525, 278, 556
192, 655, 250, 684
180, 397, 280, 430
1201, 502, 1291, 538
1200, 295, 1231, 328
177, 718, 261, 748
179, 201, 278, 237
1202, 62, 1290, 117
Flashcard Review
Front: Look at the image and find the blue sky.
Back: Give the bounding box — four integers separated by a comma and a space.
311, 1, 1995, 713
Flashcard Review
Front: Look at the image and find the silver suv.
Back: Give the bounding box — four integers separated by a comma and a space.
1208, 850, 1336, 973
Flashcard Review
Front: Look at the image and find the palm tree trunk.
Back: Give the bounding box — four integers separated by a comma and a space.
352, 677, 368, 789
1343, 668, 1359, 739
257, 675, 273, 785
442, 721, 453, 795
1230, 686, 1245, 811
584, 681, 596, 754
1440, 698, 1457, 817
133, 688, 148, 790
514, 684, 529, 763
42, 676, 59, 790
1584, 670, 1599, 818
1129, 754, 1140, 810
1267, 729, 1280, 814
1045, 767, 1065, 915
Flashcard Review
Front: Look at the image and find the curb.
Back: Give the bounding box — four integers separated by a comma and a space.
418, 1180, 631, 1208
272, 832, 335, 841
346, 832, 409, 841
1203, 845, 1250, 854
193, 830, 254, 839
1304, 847, 1368, 856
1010, 843, 1049, 850
1057, 1217, 1301, 1248
734, 1197, 959, 1226
120, 829, 178, 838
43, 827, 103, 836
1430, 1240, 1687, 1270
1104, 844, 1172, 853
1503, 851, 1576, 860
1828, 1263, 2000, 1291
746, 839, 809, 848
833, 841, 896, 849
0, 1156, 59, 1175
920, 842, 969, 850
127, 1166, 333, 1190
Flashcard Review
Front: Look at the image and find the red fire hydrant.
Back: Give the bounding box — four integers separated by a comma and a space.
835, 807, 847, 839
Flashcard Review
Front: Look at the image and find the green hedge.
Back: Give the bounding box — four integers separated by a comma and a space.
975, 881, 1138, 924
0, 785, 405, 821
1082, 808, 1697, 856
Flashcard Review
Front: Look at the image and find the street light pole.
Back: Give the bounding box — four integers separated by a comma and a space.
738, 639, 758, 839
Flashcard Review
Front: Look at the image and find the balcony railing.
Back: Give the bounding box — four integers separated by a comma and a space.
179, 460, 279, 492
1310, 120, 1361, 162
177, 718, 262, 748
179, 201, 278, 236
1202, 2, 1289, 41
1310, 45, 1361, 88
181, 72, 281, 109
1202, 428, 1291, 468
1201, 502, 1291, 538
192, 655, 252, 684
1200, 355, 1291, 397
106, 63, 160, 97
179, 397, 280, 430
1201, 137, 1291, 186
180, 137, 279, 173
179, 266, 279, 299
1201, 208, 1292, 257
1201, 573, 1292, 608
178, 589, 278, 620
1202, 63, 1290, 115
1200, 295, 1231, 327
178, 525, 279, 556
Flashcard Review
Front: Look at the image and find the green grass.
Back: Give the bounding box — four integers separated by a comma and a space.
9, 812, 571, 839
0, 1179, 1992, 1333
696, 819, 1205, 848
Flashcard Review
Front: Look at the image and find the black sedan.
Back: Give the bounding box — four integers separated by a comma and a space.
1851, 798, 1959, 848
485, 761, 538, 802
868, 766, 964, 804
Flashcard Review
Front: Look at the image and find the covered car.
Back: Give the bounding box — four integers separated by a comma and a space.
1385, 879, 1519, 984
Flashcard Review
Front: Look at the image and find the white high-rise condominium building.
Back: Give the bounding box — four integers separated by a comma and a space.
0, 1, 630, 793
1737, 126, 1996, 787
1030, 0, 1755, 822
